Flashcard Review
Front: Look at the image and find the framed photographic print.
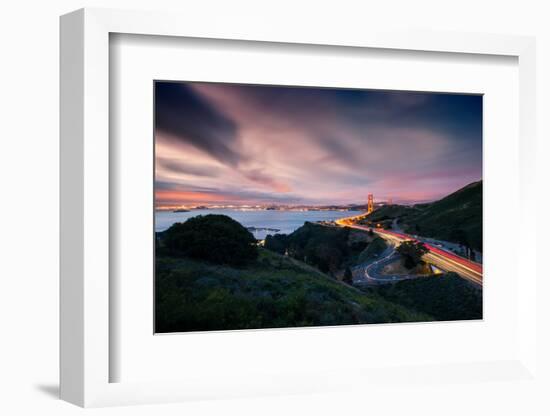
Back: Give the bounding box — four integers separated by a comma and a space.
153, 81, 483, 334
60, 8, 539, 408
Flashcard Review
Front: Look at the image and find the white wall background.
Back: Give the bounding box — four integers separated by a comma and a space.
0, 1, 548, 415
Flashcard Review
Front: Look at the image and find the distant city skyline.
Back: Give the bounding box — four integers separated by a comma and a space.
155, 82, 482, 208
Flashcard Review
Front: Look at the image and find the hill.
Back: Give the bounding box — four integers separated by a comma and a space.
361, 181, 482, 251
155, 248, 431, 332
264, 222, 386, 274
357, 205, 418, 229
161, 214, 258, 266
402, 181, 482, 251
369, 273, 482, 321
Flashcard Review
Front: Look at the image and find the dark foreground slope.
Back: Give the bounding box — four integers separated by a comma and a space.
155, 248, 431, 333
368, 273, 482, 321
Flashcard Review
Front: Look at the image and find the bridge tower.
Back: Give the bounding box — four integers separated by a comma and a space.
367, 194, 374, 214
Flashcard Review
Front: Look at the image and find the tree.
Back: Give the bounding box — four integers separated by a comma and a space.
396, 240, 428, 269
162, 214, 258, 266
304, 240, 342, 274
450, 228, 471, 258
264, 234, 288, 255
343, 267, 353, 284
450, 228, 468, 246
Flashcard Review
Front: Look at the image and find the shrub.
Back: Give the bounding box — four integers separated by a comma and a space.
162, 214, 258, 266
358, 237, 387, 263
264, 234, 288, 255
343, 267, 353, 284
396, 240, 428, 269
374, 273, 482, 321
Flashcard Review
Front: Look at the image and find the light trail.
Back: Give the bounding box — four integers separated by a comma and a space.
335, 216, 483, 286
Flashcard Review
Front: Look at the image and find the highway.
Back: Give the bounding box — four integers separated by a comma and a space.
335, 216, 483, 286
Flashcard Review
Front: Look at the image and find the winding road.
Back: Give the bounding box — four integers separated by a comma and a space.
335, 215, 483, 286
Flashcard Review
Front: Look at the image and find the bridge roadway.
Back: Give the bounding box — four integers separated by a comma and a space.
335, 216, 483, 286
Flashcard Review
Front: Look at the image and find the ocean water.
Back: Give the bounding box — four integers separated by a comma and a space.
155, 209, 361, 239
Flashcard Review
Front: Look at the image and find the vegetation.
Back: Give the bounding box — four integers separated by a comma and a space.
396, 240, 429, 269
343, 267, 353, 284
155, 214, 482, 333
264, 222, 376, 274
155, 248, 431, 332
370, 273, 482, 321
357, 236, 387, 263
285, 223, 353, 274
402, 181, 482, 251
263, 233, 288, 255
359, 181, 482, 251
161, 214, 258, 266
359, 205, 417, 224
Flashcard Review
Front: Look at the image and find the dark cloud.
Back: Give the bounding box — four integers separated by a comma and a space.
155, 181, 220, 193
155, 82, 242, 166
157, 158, 220, 178
315, 134, 361, 167
155, 82, 482, 206
215, 83, 481, 150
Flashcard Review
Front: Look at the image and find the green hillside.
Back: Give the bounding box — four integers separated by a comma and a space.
359, 205, 418, 223
264, 222, 387, 273
402, 181, 482, 251
360, 181, 482, 251
155, 248, 431, 333
370, 273, 482, 321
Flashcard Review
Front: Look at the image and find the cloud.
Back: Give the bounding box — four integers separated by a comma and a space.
157, 157, 220, 178
155, 82, 482, 206
155, 83, 296, 193
155, 181, 220, 193
240, 168, 291, 193
155, 179, 302, 206
155, 83, 242, 167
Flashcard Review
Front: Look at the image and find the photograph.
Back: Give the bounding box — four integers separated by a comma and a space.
154, 81, 483, 333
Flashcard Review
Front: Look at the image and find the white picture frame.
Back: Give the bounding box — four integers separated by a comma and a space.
60, 8, 538, 408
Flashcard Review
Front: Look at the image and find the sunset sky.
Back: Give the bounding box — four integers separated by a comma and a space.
155, 82, 482, 208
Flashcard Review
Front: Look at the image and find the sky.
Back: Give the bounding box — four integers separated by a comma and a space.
155, 81, 482, 208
